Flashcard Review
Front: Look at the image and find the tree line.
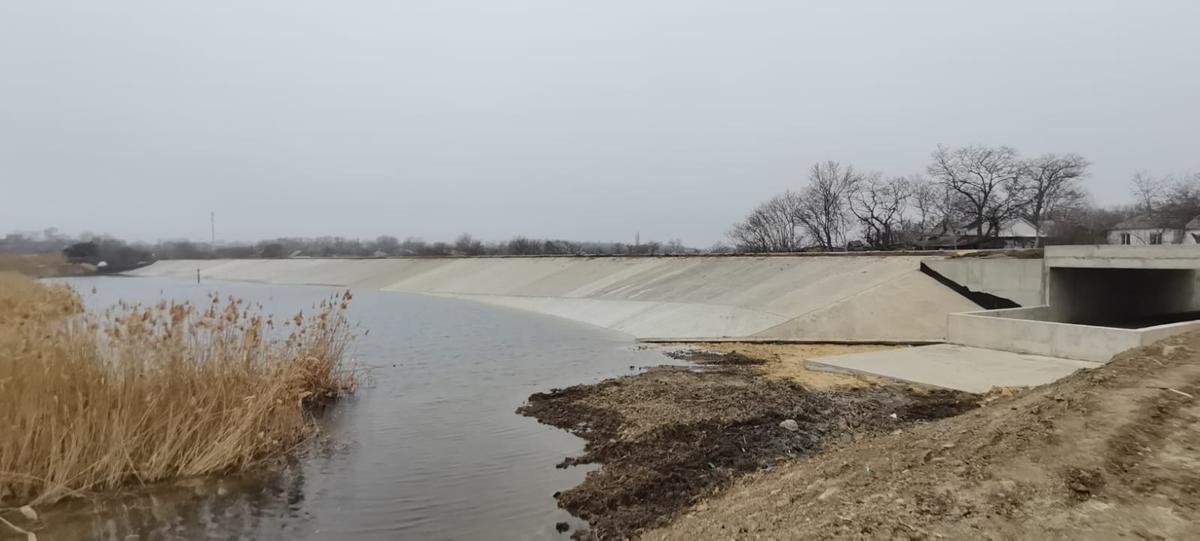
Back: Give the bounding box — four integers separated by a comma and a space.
0, 230, 698, 263
7, 150, 1199, 263
727, 144, 1109, 251
243, 234, 695, 258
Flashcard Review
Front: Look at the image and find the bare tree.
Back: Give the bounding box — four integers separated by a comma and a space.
506, 236, 541, 255
454, 233, 485, 255
372, 235, 401, 255
798, 161, 861, 249
1161, 173, 1200, 241
708, 241, 735, 254
927, 145, 1022, 241
1049, 200, 1135, 245
1020, 153, 1090, 246
663, 239, 688, 254
1128, 171, 1200, 241
1169, 172, 1200, 222
848, 174, 911, 249
727, 191, 805, 252
905, 176, 955, 247
1130, 170, 1165, 216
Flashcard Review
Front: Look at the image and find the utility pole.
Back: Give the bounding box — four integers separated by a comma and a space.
210, 211, 216, 254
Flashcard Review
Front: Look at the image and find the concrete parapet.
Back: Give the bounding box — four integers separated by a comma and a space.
1046, 245, 1200, 269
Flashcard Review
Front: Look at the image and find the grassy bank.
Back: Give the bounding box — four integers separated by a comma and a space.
0, 273, 357, 509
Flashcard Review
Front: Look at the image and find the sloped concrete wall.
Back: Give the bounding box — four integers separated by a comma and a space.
129, 256, 981, 341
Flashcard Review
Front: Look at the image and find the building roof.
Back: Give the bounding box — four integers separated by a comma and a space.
954, 216, 1043, 238
1112, 215, 1161, 230
1113, 214, 1200, 231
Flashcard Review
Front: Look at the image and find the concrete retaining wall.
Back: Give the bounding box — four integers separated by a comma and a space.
922, 258, 1044, 307
129, 256, 981, 341
948, 307, 1200, 362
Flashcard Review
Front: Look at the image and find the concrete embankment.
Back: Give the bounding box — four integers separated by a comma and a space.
129, 256, 981, 341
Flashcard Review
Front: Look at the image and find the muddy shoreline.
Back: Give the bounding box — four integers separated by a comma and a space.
518, 349, 979, 539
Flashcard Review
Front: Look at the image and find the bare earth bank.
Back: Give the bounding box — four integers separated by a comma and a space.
518, 346, 976, 539
648, 334, 1200, 540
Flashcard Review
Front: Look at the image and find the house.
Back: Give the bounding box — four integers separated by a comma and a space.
918, 217, 1047, 249
1107, 215, 1200, 245
981, 217, 1047, 249
1187, 218, 1200, 244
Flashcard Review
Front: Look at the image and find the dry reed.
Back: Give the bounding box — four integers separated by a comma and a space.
0, 272, 357, 508
0, 254, 87, 279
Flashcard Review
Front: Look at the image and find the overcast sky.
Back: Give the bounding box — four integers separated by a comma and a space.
2, 1, 1198, 246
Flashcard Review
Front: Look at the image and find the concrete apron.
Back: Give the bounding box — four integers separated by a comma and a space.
808, 344, 1100, 393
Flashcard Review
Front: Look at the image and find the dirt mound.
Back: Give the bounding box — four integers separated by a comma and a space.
651, 333, 1200, 540
518, 355, 976, 539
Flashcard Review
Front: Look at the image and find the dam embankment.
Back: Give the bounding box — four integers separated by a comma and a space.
129, 255, 986, 341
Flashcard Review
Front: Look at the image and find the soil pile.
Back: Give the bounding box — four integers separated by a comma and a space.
518, 350, 977, 539
650, 333, 1200, 540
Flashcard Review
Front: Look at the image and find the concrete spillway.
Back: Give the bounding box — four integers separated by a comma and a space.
128, 256, 981, 341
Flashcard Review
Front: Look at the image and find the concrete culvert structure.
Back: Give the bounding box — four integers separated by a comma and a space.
949, 246, 1200, 363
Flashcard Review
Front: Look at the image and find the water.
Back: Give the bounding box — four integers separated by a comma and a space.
39, 276, 673, 540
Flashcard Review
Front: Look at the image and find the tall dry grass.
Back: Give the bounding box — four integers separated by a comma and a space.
0, 253, 88, 278
0, 272, 356, 508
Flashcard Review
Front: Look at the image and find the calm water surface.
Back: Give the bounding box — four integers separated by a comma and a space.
42, 276, 673, 540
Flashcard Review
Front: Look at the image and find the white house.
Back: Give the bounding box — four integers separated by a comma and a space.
1107, 215, 1200, 245
957, 217, 1047, 248
921, 217, 1048, 249
986, 217, 1047, 248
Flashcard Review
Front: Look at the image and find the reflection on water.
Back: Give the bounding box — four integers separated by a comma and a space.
40, 466, 314, 540
30, 276, 671, 540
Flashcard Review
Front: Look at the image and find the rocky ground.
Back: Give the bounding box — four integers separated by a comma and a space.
648, 334, 1200, 540
518, 347, 977, 539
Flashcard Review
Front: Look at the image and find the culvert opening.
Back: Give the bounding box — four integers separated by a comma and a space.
1048, 267, 1198, 327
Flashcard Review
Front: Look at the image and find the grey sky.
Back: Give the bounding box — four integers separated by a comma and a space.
2, 1, 1198, 247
